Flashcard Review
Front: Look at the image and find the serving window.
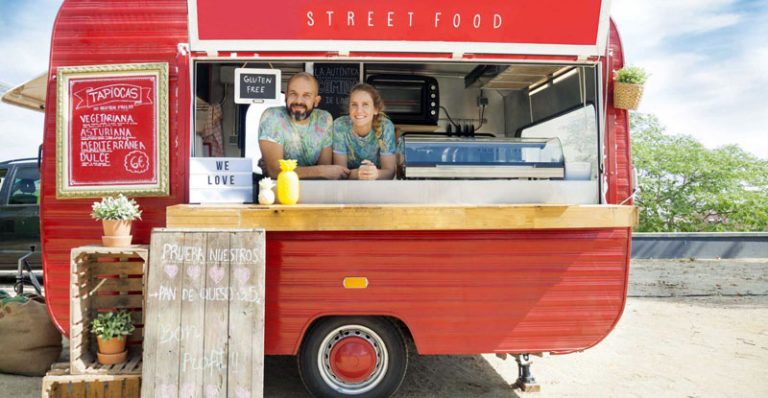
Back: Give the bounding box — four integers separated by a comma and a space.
191, 60, 602, 204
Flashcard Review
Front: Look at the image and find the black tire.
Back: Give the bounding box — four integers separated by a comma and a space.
297, 317, 408, 398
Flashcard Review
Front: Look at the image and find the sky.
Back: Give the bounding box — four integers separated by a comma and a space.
0, 0, 766, 161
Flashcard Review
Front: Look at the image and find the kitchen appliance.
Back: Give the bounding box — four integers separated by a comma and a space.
366, 74, 439, 125
402, 136, 565, 179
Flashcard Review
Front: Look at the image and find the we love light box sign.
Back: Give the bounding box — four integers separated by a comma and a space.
189, 157, 253, 203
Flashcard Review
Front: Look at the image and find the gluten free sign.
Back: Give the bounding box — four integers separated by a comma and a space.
234, 68, 281, 104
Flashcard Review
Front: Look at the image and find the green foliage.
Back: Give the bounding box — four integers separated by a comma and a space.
630, 113, 768, 232
615, 66, 648, 85
90, 310, 136, 340
90, 194, 142, 221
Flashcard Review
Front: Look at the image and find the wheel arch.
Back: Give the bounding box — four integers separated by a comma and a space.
295, 314, 416, 355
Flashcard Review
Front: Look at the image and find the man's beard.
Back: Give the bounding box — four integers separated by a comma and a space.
288, 103, 313, 121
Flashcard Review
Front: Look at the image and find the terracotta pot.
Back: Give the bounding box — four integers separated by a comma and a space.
102, 220, 132, 236
97, 350, 127, 365
96, 335, 127, 365
97, 335, 126, 355
101, 235, 133, 247
101, 220, 132, 247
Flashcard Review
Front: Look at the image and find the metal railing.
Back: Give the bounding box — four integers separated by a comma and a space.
632, 232, 768, 259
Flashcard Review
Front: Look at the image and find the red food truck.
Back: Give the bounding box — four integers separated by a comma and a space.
40, 0, 635, 396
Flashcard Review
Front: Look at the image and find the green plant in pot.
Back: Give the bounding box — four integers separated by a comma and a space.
613, 66, 649, 110
91, 194, 142, 247
91, 309, 135, 365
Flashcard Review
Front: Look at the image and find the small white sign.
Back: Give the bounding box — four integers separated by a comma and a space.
189, 157, 253, 203
234, 68, 281, 104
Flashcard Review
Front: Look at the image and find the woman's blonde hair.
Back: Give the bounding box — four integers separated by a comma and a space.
349, 83, 387, 146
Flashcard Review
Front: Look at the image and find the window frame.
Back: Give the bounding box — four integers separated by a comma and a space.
0, 166, 8, 205
4, 165, 41, 207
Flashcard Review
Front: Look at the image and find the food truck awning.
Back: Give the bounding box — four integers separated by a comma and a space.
1, 73, 47, 112
188, 0, 612, 58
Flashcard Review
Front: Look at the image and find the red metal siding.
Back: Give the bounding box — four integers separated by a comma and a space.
264, 229, 630, 355
42, 2, 632, 356
604, 19, 634, 204
42, 0, 190, 335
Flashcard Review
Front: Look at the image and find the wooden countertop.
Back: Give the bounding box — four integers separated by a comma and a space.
166, 204, 637, 231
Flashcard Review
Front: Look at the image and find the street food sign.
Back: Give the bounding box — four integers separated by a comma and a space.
56, 63, 169, 198
188, 0, 611, 57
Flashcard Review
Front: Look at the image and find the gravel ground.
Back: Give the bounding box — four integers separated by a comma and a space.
2, 259, 767, 398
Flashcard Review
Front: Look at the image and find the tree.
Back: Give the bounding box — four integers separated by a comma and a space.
630, 113, 768, 232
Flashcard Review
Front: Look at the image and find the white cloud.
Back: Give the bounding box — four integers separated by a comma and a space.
0, 105, 44, 160
0, 2, 57, 82
0, 0, 60, 161
613, 0, 768, 158
612, 0, 741, 54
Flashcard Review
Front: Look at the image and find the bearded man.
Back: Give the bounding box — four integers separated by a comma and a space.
258, 72, 350, 179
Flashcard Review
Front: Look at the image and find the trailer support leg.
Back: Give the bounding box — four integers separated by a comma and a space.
513, 354, 541, 392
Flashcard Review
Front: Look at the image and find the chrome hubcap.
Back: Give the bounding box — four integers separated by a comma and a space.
317, 324, 388, 395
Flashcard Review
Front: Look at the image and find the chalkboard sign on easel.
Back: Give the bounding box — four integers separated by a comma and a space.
314, 63, 360, 118
235, 68, 281, 104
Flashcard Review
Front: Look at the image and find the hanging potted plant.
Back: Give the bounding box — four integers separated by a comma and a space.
91, 194, 142, 247
91, 309, 135, 365
613, 66, 649, 110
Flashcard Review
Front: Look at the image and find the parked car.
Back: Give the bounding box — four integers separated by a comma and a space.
0, 158, 41, 271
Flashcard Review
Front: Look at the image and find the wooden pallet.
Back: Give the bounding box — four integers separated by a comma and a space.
43, 363, 141, 398
70, 245, 148, 375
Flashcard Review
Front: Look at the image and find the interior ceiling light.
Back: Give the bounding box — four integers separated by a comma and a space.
528, 83, 549, 96
553, 68, 579, 84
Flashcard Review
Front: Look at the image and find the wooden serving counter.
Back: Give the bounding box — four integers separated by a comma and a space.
166, 204, 637, 231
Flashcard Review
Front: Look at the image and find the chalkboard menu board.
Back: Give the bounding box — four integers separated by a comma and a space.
56, 63, 169, 198
314, 63, 360, 118
235, 68, 281, 104
142, 229, 266, 398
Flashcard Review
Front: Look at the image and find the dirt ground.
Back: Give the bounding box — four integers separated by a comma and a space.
2, 260, 768, 398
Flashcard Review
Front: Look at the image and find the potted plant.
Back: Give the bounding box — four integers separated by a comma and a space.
613, 66, 649, 110
91, 194, 142, 247
90, 309, 135, 365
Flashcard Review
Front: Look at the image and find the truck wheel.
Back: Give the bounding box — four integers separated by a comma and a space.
298, 317, 408, 398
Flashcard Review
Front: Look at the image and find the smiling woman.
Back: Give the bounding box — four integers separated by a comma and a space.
332, 83, 397, 180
